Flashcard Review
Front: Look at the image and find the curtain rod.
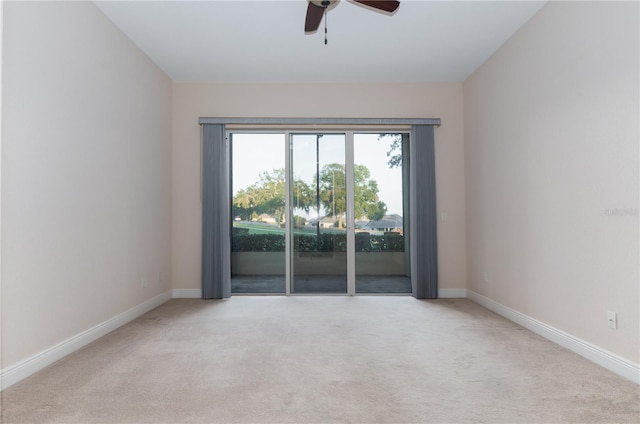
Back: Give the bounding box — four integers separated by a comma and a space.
198, 117, 441, 126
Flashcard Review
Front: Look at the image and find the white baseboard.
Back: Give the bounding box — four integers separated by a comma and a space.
174, 289, 466, 298
4, 287, 636, 390
467, 290, 640, 384
0, 291, 171, 391
439, 288, 467, 298
172, 288, 202, 298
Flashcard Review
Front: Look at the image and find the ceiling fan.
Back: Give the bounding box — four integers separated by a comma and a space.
305, 0, 400, 34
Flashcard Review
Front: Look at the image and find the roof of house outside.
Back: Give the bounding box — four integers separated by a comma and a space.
365, 214, 403, 229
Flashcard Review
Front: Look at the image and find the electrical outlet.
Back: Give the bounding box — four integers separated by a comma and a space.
141, 277, 146, 288
483, 272, 489, 283
607, 311, 617, 330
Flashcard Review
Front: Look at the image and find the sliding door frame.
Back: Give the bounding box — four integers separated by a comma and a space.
216, 117, 440, 298
345, 132, 356, 295
287, 131, 355, 295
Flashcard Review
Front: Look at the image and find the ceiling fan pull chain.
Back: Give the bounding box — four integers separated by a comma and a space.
324, 7, 328, 45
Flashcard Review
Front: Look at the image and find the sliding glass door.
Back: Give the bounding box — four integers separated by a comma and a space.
353, 133, 411, 293
230, 131, 410, 295
290, 134, 347, 294
230, 133, 286, 293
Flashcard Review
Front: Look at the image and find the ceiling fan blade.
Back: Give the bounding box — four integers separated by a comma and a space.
353, 0, 400, 13
305, 2, 325, 32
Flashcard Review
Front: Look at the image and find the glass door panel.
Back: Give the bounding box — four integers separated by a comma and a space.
353, 133, 411, 293
230, 133, 286, 293
290, 134, 347, 293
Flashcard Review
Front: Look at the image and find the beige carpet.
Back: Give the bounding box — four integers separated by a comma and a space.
2, 297, 638, 423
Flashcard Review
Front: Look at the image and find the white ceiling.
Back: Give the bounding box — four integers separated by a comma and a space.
94, 0, 546, 83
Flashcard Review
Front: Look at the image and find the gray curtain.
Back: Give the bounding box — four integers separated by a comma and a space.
409, 125, 438, 299
201, 124, 231, 299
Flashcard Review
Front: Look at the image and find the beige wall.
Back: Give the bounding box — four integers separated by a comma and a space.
0, 0, 4, 370
464, 1, 639, 362
172, 83, 467, 292
1, 2, 172, 367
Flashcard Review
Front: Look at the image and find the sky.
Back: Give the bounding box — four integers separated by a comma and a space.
231, 133, 404, 218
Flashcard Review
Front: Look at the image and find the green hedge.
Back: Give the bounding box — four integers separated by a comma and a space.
232, 233, 404, 252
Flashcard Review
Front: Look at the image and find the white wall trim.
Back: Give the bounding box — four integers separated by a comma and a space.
4, 287, 636, 390
172, 288, 464, 299
172, 288, 202, 298
0, 291, 171, 391
439, 288, 467, 298
467, 290, 640, 384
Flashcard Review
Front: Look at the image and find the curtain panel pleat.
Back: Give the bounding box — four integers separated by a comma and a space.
410, 125, 438, 299
201, 124, 231, 299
